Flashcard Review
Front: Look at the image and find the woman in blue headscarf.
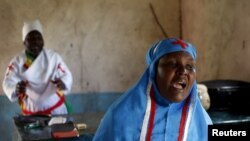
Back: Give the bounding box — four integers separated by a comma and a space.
93, 38, 212, 141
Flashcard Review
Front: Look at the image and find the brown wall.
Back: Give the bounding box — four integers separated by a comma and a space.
182, 0, 250, 82
2, 0, 249, 95
0, 0, 180, 94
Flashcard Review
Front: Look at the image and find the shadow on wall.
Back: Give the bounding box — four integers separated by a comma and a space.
0, 93, 122, 141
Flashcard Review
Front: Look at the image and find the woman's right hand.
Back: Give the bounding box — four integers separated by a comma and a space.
15, 80, 28, 96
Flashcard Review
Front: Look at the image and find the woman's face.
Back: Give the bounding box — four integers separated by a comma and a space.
24, 30, 44, 58
156, 51, 196, 103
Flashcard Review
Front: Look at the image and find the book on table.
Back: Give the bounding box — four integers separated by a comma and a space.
51, 122, 79, 138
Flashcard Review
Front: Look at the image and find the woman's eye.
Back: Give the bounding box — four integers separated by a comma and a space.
165, 62, 177, 68
186, 64, 196, 72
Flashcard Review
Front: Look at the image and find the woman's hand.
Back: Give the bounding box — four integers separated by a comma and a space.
16, 80, 28, 97
51, 79, 66, 90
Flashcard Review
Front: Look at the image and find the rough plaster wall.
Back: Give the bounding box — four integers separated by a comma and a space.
182, 0, 250, 82
0, 0, 180, 94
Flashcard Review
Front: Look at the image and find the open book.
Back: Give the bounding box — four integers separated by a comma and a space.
51, 122, 79, 138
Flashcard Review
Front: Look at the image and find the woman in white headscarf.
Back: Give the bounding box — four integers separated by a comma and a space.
2, 19, 73, 115
93, 38, 212, 141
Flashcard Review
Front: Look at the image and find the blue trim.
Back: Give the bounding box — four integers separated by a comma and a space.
65, 93, 122, 113
0, 93, 123, 141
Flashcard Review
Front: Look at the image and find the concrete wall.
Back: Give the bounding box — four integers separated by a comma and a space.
2, 0, 250, 95
0, 0, 180, 94
182, 0, 250, 82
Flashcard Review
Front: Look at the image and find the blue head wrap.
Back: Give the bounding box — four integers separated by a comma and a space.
93, 38, 212, 141
146, 38, 197, 80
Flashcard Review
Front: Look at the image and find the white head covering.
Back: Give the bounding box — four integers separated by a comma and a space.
22, 19, 43, 41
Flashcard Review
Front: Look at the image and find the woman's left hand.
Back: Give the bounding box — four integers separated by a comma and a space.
51, 79, 66, 90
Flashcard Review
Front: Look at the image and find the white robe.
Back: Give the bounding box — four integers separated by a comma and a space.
2, 48, 73, 115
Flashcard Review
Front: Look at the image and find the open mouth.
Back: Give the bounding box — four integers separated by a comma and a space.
172, 80, 187, 89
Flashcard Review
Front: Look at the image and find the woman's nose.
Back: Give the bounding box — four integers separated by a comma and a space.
177, 66, 188, 75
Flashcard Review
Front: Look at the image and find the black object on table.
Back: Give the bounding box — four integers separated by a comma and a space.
200, 79, 250, 113
200, 79, 250, 126
208, 110, 250, 125
13, 113, 103, 141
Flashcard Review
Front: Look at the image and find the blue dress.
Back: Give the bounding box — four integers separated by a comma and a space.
93, 38, 212, 141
